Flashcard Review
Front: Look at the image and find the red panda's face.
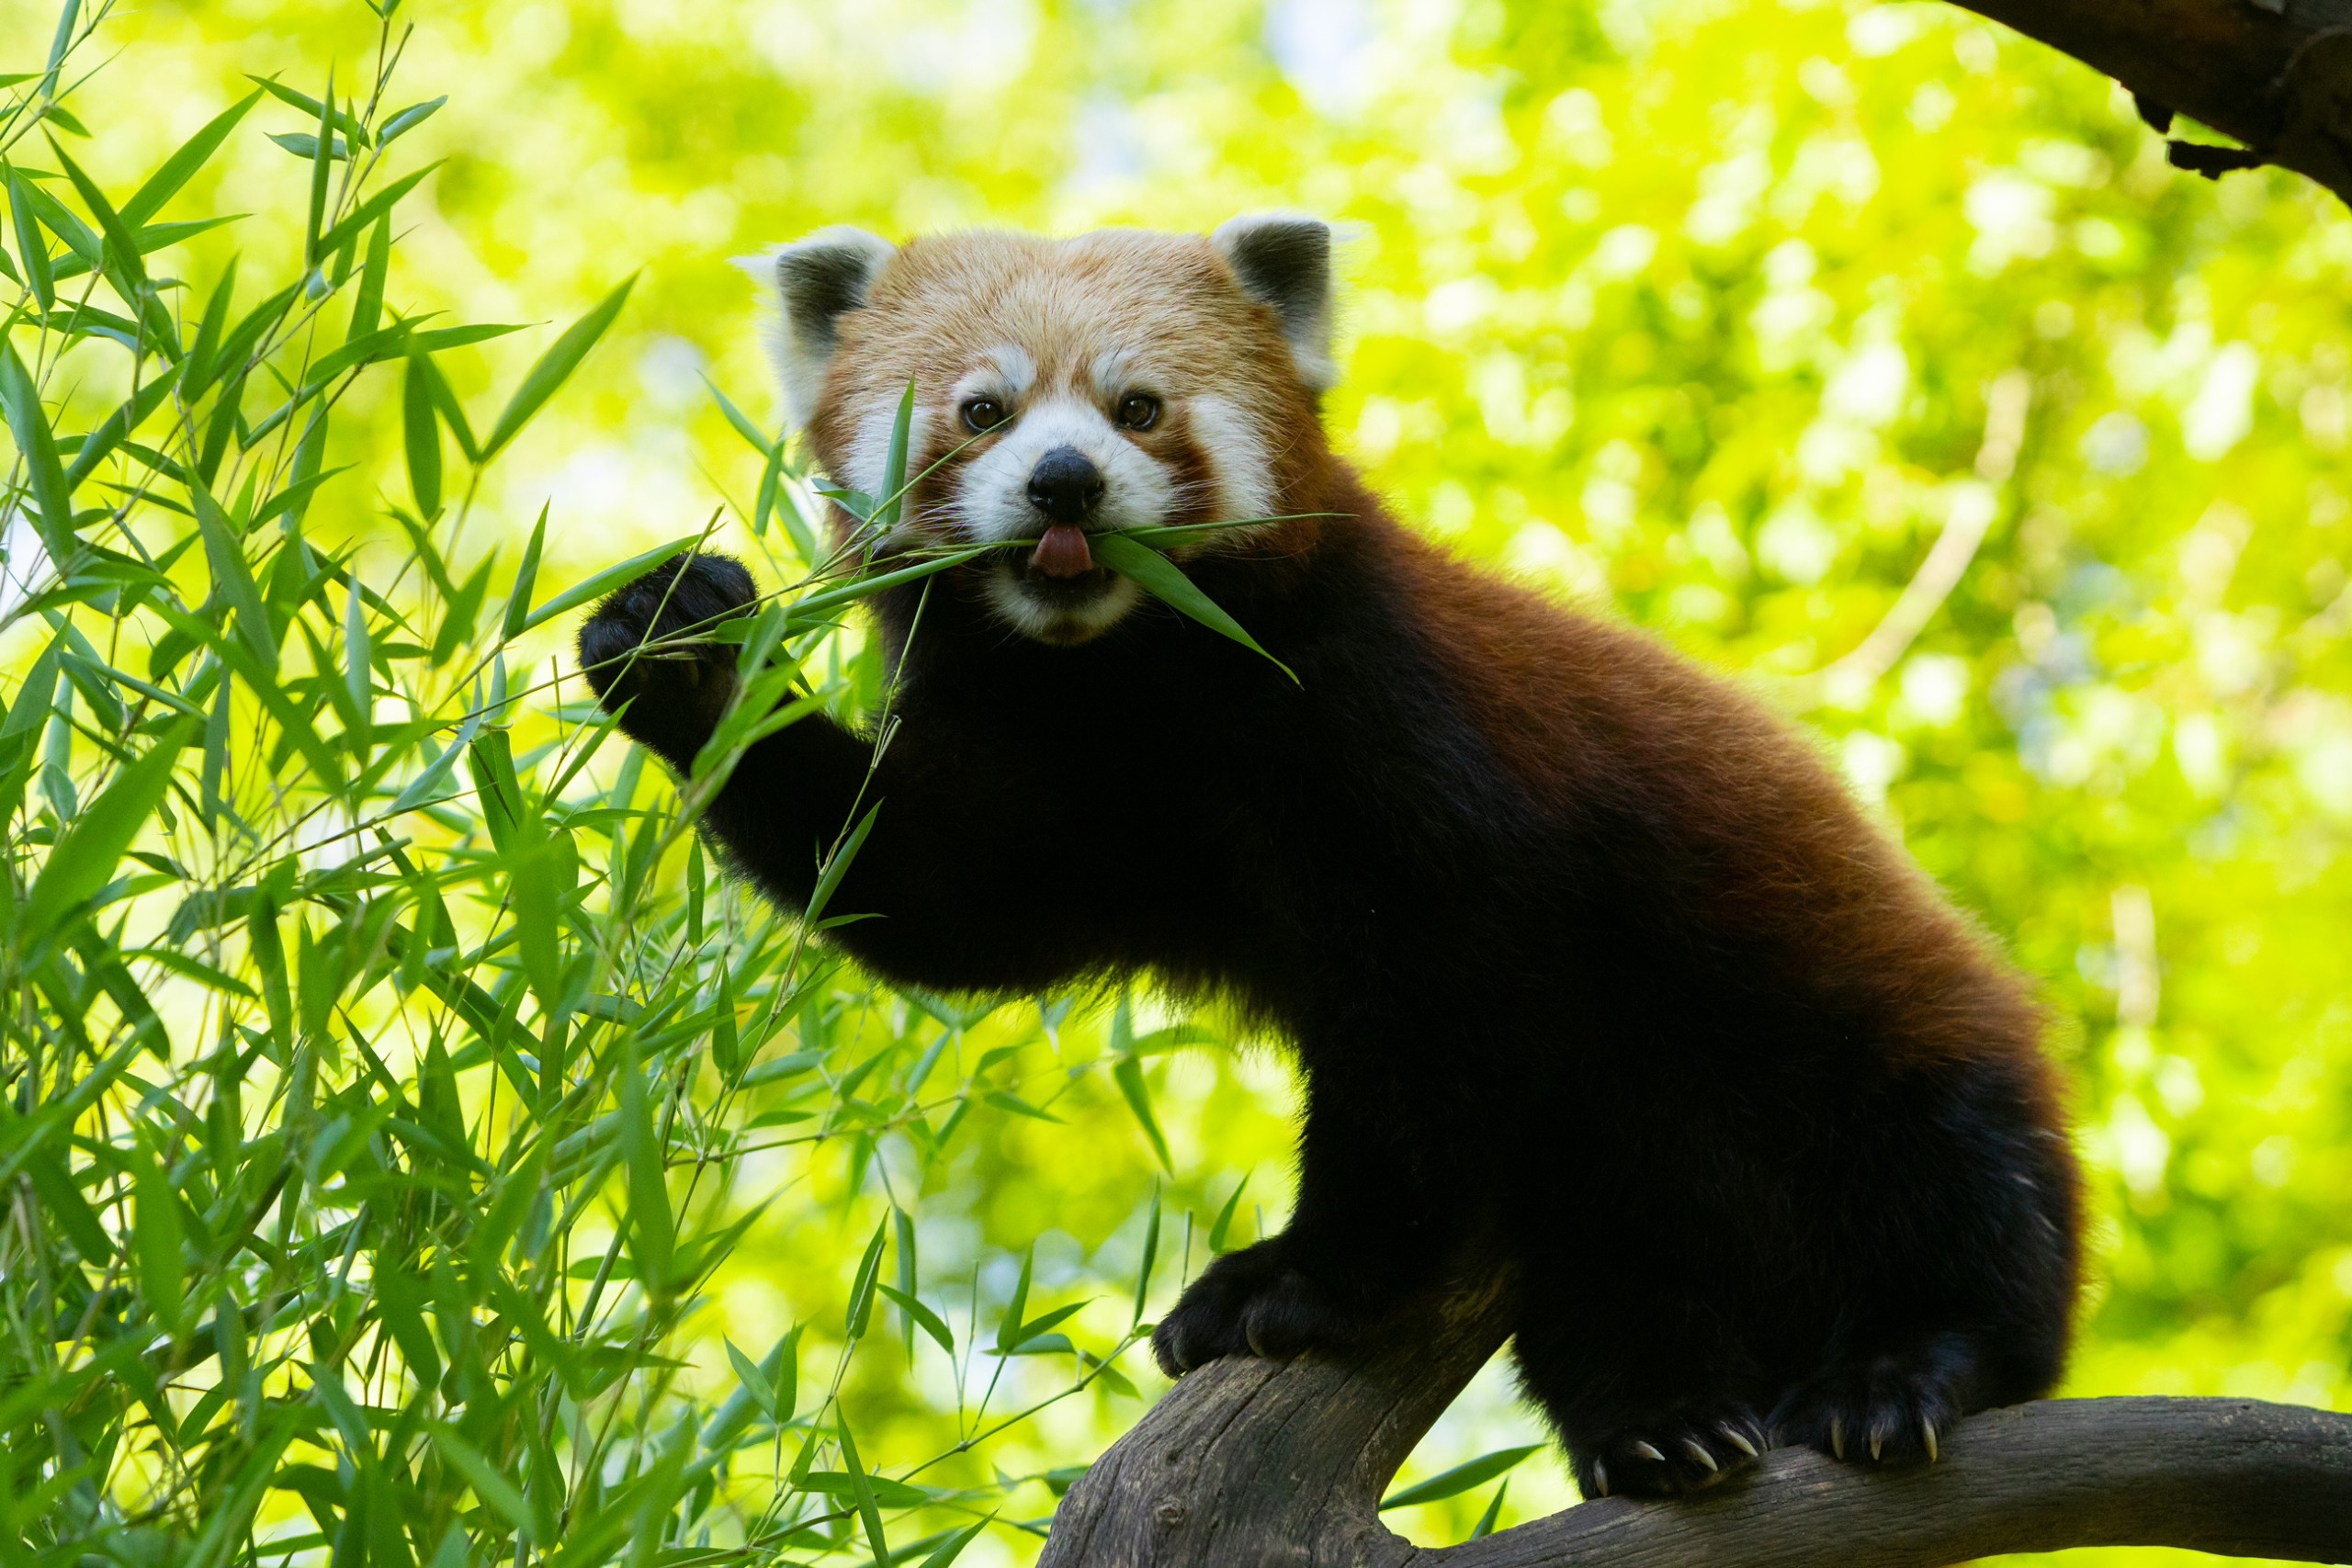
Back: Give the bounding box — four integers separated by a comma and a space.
742, 220, 1336, 645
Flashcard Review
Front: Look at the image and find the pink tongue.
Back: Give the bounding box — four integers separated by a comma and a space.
1033, 524, 1094, 579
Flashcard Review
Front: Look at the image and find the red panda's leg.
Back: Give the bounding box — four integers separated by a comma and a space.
1512, 1264, 1773, 1497
1150, 1075, 1465, 1376
581, 554, 1104, 991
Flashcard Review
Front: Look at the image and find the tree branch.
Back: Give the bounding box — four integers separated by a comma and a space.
1040, 1279, 2352, 1567
1943, 0, 2352, 204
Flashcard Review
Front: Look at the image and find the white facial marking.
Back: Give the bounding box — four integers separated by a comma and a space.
956, 394, 1174, 643
1187, 393, 1276, 523
1091, 348, 1136, 394
987, 344, 1037, 394
956, 397, 1175, 546
843, 393, 933, 502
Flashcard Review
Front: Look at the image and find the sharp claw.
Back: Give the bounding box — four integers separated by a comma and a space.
1870, 1429, 1884, 1461
1591, 1459, 1610, 1497
1922, 1419, 1939, 1462
1830, 1418, 1846, 1461
1631, 1440, 1666, 1463
1245, 1323, 1267, 1359
1723, 1427, 1758, 1459
1681, 1438, 1719, 1473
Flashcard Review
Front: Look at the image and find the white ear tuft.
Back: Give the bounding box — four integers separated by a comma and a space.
733, 226, 897, 429
1212, 212, 1337, 389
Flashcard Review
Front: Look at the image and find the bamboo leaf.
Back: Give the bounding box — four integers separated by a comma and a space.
63, 358, 181, 490
621, 1038, 674, 1294
1469, 1480, 1510, 1540
243, 76, 369, 144
844, 1215, 888, 1339
801, 804, 880, 928
501, 504, 548, 640
348, 214, 389, 339
1206, 1175, 1250, 1256
876, 1284, 956, 1356
723, 1336, 776, 1421
1088, 530, 1297, 683
0, 338, 76, 560
510, 828, 577, 1011
874, 379, 913, 532
401, 349, 442, 518
917, 1520, 989, 1568
303, 71, 333, 264
1130, 1189, 1160, 1329
48, 136, 145, 299
19, 716, 197, 947
7, 164, 56, 309
23, 1149, 110, 1263
344, 571, 371, 730
1112, 1055, 1172, 1174
122, 88, 262, 225
311, 163, 436, 257
703, 376, 770, 453
131, 1137, 186, 1336
1380, 1446, 1542, 1511
481, 276, 634, 458
994, 1247, 1035, 1356
191, 481, 277, 671
521, 534, 697, 636
42, 3, 80, 94
785, 546, 990, 626
380, 96, 447, 143
429, 1426, 536, 1541
834, 1415, 891, 1568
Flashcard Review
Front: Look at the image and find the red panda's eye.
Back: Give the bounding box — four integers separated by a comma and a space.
962, 397, 1006, 433
1118, 392, 1161, 431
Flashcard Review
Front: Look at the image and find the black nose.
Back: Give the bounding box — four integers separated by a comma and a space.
1026, 446, 1105, 525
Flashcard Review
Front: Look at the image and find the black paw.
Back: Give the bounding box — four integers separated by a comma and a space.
1770, 1338, 1972, 1468
577, 554, 757, 765
1567, 1408, 1768, 1497
1150, 1239, 1358, 1377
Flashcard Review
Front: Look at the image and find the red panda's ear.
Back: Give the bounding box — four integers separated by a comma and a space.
733, 227, 896, 429
1212, 213, 1336, 390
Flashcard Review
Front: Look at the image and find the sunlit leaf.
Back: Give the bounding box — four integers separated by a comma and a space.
1380, 1446, 1542, 1511
122, 88, 261, 225
0, 338, 75, 560
401, 348, 442, 517
481, 275, 634, 458
18, 716, 196, 947
519, 533, 697, 636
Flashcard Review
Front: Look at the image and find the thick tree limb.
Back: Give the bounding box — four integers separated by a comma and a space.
1040, 1278, 2352, 1567
1945, 0, 2352, 203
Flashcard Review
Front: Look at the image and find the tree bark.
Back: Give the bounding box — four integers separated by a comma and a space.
1039, 1279, 2352, 1567
1946, 0, 2352, 202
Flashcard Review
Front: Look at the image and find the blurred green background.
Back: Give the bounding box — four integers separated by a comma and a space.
8, 0, 2350, 1562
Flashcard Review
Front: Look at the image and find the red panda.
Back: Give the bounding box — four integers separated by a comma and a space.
579, 217, 2083, 1497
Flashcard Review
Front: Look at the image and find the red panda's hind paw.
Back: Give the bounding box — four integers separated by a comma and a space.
1568, 1410, 1768, 1497
1769, 1337, 1975, 1467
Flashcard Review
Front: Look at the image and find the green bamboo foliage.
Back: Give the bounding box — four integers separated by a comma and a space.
0, 7, 1199, 1564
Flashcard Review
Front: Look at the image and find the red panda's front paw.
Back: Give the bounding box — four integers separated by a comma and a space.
577, 554, 757, 766
1149, 1239, 1357, 1377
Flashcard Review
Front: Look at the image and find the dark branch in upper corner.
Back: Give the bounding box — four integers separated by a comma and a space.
1038, 1275, 2352, 1568
1938, 0, 2352, 206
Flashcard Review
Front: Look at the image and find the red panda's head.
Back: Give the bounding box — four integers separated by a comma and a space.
738, 219, 1338, 644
